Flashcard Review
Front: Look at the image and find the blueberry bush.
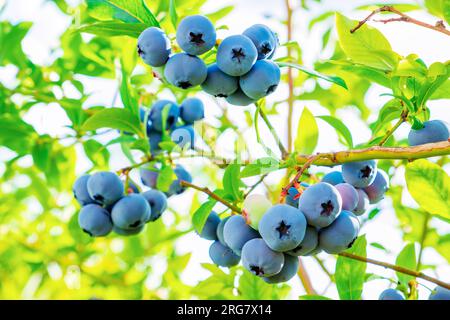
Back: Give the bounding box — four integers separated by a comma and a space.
0, 0, 449, 300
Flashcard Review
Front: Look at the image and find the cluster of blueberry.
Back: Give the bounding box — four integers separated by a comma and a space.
73, 172, 168, 237
197, 160, 389, 283
137, 15, 280, 106
379, 285, 450, 300
408, 119, 449, 146
139, 97, 204, 154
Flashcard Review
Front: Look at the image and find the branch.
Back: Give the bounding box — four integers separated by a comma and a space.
179, 180, 242, 214
295, 141, 450, 167
377, 110, 408, 146
351, 5, 450, 36
338, 252, 450, 290
285, 0, 294, 153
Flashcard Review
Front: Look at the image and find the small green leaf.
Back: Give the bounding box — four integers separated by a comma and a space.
294, 107, 318, 154
335, 235, 367, 300
83, 139, 110, 169
156, 165, 175, 192
240, 157, 280, 178
222, 164, 242, 201
317, 115, 353, 148
405, 159, 450, 220
395, 243, 416, 286
82, 108, 143, 137
76, 22, 147, 38
192, 200, 217, 234
169, 0, 178, 29
368, 208, 380, 220
120, 61, 139, 116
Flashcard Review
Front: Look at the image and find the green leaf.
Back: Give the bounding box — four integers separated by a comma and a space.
86, 0, 160, 26
317, 115, 353, 148
169, 0, 178, 29
335, 235, 367, 300
277, 61, 347, 89
192, 200, 217, 234
238, 269, 272, 299
294, 107, 318, 154
76, 22, 147, 38
395, 243, 416, 286
222, 164, 242, 201
335, 13, 399, 71
0, 114, 36, 154
299, 295, 332, 300
82, 108, 143, 137
405, 159, 450, 220
240, 157, 280, 178
83, 139, 110, 169
156, 165, 175, 192
120, 61, 139, 116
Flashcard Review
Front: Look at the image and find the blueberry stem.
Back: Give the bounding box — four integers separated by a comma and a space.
377, 109, 409, 146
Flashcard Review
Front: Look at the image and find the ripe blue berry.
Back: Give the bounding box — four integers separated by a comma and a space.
141, 189, 168, 222
335, 183, 359, 211
319, 210, 360, 254
209, 241, 241, 267
176, 15, 216, 56
363, 169, 389, 204
263, 254, 299, 284
322, 171, 344, 185
408, 120, 449, 146
166, 165, 193, 196
216, 35, 258, 76
216, 216, 230, 245
113, 225, 144, 236
223, 215, 260, 255
298, 182, 342, 228
243, 24, 277, 60
258, 204, 307, 252
198, 211, 221, 240
242, 238, 284, 277
353, 189, 369, 216
287, 226, 319, 256
149, 100, 180, 132
78, 204, 113, 237
164, 53, 207, 89
140, 167, 158, 189
180, 97, 204, 124
379, 288, 404, 300
73, 175, 97, 206
201, 64, 239, 98
239, 60, 280, 100
148, 129, 163, 154
111, 194, 151, 230
342, 160, 378, 188
429, 286, 450, 300
87, 172, 124, 206
137, 27, 171, 67
225, 87, 255, 106
285, 183, 309, 208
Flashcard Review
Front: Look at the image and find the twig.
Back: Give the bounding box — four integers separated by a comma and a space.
285, 0, 294, 153
256, 103, 289, 159
351, 6, 450, 36
297, 258, 317, 295
281, 154, 320, 201
313, 256, 334, 281
244, 173, 269, 198
377, 110, 408, 146
180, 180, 242, 214
338, 252, 450, 290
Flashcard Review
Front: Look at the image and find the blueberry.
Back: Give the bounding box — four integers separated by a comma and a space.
266, 30, 279, 60
363, 170, 389, 204
141, 189, 168, 222
216, 35, 258, 76
287, 226, 319, 256
304, 245, 323, 256
140, 167, 159, 189
111, 194, 151, 230
335, 183, 359, 211
201, 64, 238, 98
243, 24, 277, 60
243, 194, 272, 230
408, 120, 449, 146
113, 225, 144, 236
87, 172, 124, 206
379, 288, 404, 300
353, 189, 369, 216
171, 125, 196, 150
78, 204, 113, 237
298, 182, 342, 228
176, 15, 216, 56
149, 100, 180, 132
241, 238, 284, 277
164, 53, 207, 89
166, 165, 192, 196
137, 27, 171, 67
124, 180, 140, 194
285, 183, 309, 208
429, 286, 450, 300
198, 211, 221, 240
259, 204, 307, 252
180, 97, 204, 124
147, 129, 163, 154
263, 254, 298, 284
73, 175, 97, 206
216, 216, 230, 245
223, 215, 260, 255
319, 210, 360, 254
322, 171, 344, 185
239, 60, 280, 100
209, 241, 241, 267
225, 87, 255, 106
342, 160, 378, 188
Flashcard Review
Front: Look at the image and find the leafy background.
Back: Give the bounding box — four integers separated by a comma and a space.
0, 0, 449, 299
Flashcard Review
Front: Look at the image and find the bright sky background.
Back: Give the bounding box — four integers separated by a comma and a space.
1, 0, 449, 300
